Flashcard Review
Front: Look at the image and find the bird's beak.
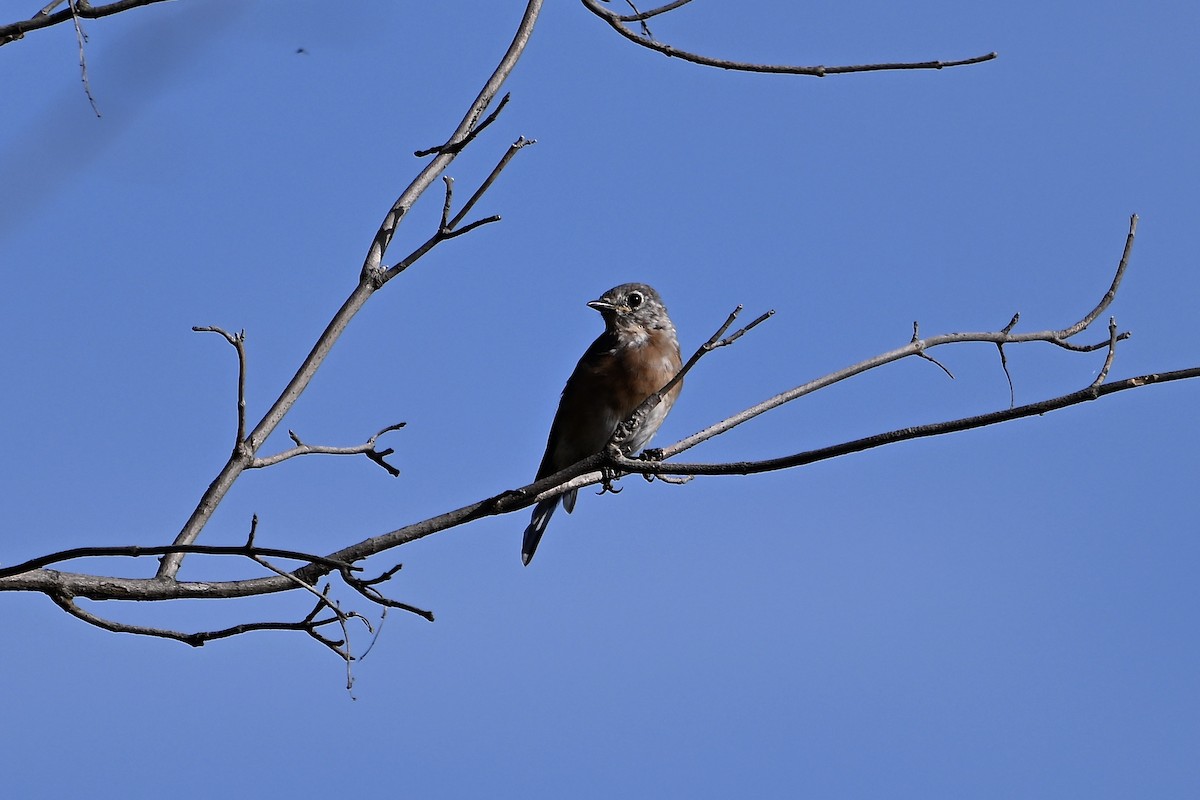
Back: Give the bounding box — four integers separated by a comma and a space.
587, 299, 616, 313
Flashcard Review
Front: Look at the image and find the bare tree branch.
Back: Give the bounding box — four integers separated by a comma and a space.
911, 322, 956, 380
48, 589, 356, 650
250, 424, 406, 476
613, 366, 1200, 479
661, 215, 1141, 459
616, 0, 695, 24
154, 0, 546, 580
381, 136, 534, 282
0, 544, 359, 581
580, 0, 997, 76
3, 0, 1194, 670
193, 326, 248, 448
2, 223, 1192, 572
342, 564, 435, 622
362, 7, 542, 281
66, 0, 101, 115
3, 354, 1195, 641
1, 0, 171, 46
248, 557, 372, 688
414, 92, 513, 157
5, 355, 1196, 594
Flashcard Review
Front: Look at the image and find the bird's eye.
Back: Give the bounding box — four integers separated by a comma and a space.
627, 291, 644, 309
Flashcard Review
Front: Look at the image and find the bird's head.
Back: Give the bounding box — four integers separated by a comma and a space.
587, 282, 673, 338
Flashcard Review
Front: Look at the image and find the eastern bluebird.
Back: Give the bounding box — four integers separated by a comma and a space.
522, 282, 683, 565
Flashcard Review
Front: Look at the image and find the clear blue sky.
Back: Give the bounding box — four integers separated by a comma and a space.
3, 2, 1198, 797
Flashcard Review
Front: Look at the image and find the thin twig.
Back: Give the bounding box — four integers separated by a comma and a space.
1091, 318, 1120, 388
996, 312, 1020, 406
616, 0, 693, 23
605, 304, 774, 458
363, 5, 541, 279
253, 423, 405, 475
444, 215, 502, 240
247, 559, 367, 690
620, 0, 654, 37
342, 566, 435, 622
48, 589, 348, 647
67, 0, 100, 115
449, 136, 536, 229
911, 321, 955, 379
251, 558, 368, 667
1059, 215, 1138, 338
581, 0, 996, 76
193, 326, 248, 447
358, 609, 387, 661
382, 137, 535, 281
414, 92, 512, 157
438, 176, 454, 230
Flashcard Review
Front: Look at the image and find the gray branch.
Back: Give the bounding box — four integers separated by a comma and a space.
580, 0, 997, 76
153, 0, 545, 580
1, 0, 171, 47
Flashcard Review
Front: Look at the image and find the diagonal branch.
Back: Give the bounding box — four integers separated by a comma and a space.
607, 304, 774, 454
155, 0, 545, 580
661, 215, 1140, 458
382, 136, 535, 282
362, 3, 543, 280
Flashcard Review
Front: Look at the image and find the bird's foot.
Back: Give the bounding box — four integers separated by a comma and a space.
637, 447, 690, 484
597, 466, 623, 496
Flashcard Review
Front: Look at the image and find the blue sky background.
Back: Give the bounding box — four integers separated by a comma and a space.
2, 1, 1198, 797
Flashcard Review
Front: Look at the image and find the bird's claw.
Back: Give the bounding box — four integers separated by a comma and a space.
597, 466, 623, 496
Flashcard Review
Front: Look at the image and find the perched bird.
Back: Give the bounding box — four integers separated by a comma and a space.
522, 282, 683, 565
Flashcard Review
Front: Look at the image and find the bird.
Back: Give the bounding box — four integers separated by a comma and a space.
522, 282, 683, 566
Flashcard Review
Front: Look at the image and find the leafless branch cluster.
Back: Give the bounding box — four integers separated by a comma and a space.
2, 0, 1196, 675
